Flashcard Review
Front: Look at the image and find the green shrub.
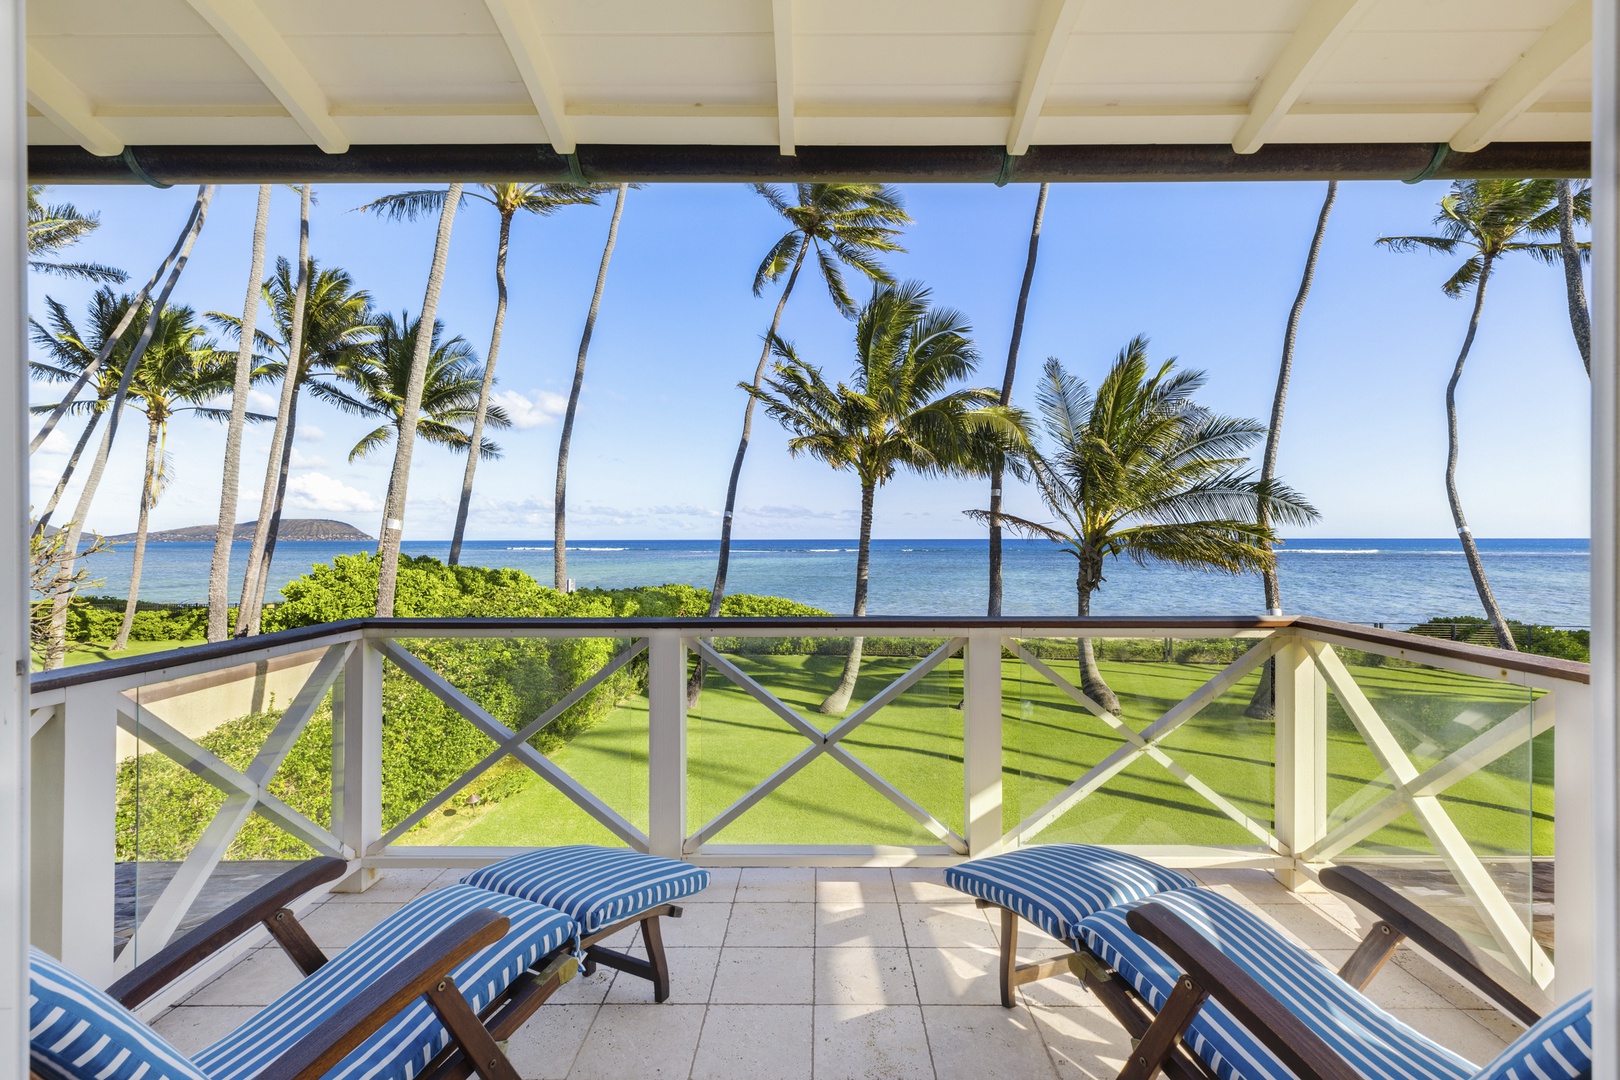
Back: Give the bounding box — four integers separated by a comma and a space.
1405, 616, 1590, 663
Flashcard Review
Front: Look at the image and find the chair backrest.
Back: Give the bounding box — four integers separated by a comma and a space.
1470, 990, 1592, 1080
28, 948, 209, 1080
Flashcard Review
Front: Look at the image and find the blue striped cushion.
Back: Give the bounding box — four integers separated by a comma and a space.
461, 846, 711, 934
1078, 890, 1477, 1080
29, 948, 208, 1080
945, 844, 1197, 946
196, 885, 576, 1080
1473, 990, 1592, 1080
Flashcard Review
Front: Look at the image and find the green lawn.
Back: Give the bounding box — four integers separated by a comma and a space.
402, 646, 1553, 860
43, 638, 198, 669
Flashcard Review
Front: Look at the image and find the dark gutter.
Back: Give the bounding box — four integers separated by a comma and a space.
28, 141, 1590, 186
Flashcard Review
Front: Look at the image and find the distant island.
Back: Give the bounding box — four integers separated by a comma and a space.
107, 518, 374, 543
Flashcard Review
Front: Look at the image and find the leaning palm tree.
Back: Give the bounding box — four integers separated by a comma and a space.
706, 184, 912, 621
973, 345, 1317, 714
356, 182, 608, 564
28, 185, 125, 283
1553, 179, 1592, 375
338, 310, 511, 469
1378, 179, 1568, 650
750, 282, 1028, 714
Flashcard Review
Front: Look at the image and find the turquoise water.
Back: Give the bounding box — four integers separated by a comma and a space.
79, 536, 1590, 627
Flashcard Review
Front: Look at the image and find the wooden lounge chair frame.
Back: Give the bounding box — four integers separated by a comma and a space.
977, 865, 1544, 1080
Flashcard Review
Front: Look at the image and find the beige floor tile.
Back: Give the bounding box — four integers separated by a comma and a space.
812, 1003, 934, 1080
1251, 902, 1362, 951
1311, 949, 1460, 1011
1384, 1007, 1511, 1065
592, 921, 641, 949
892, 868, 959, 904
1017, 966, 1097, 1009
505, 1003, 600, 1080
737, 867, 816, 903
660, 901, 733, 947
901, 903, 998, 950
817, 903, 906, 948
712, 946, 815, 1004
1191, 870, 1294, 905
605, 946, 721, 1005
551, 963, 617, 1005
151, 1005, 258, 1056
1029, 1005, 1134, 1080
816, 946, 917, 1005
816, 869, 897, 905
691, 1004, 814, 1080
923, 1004, 1059, 1080
725, 901, 816, 947
689, 867, 742, 903
567, 1003, 707, 1080
910, 947, 1004, 1006
343, 867, 443, 901
298, 899, 404, 949
185, 948, 304, 1007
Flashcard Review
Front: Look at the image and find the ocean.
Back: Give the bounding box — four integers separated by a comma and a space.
77, 536, 1591, 627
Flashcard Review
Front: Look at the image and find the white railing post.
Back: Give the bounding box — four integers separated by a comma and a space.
1272, 635, 1325, 890
963, 631, 1005, 856
647, 631, 687, 858
332, 640, 382, 892
30, 687, 117, 984
1555, 680, 1594, 1000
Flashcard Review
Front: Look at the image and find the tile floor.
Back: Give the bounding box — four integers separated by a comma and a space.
154, 866, 1528, 1080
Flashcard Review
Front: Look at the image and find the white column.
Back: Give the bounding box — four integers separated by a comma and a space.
962, 631, 1005, 856
1554, 681, 1595, 1000
1272, 638, 1326, 891
1594, 0, 1619, 1059
0, 0, 27, 1061
646, 631, 687, 858
332, 641, 382, 892
29, 687, 117, 984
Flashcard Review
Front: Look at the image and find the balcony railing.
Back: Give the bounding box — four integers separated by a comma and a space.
26, 614, 1591, 1007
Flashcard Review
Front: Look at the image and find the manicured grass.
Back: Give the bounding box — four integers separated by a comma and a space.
44, 638, 198, 669
403, 646, 1552, 859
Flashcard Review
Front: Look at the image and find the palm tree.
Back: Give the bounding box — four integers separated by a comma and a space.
377, 184, 464, 618
207, 184, 273, 642
356, 182, 608, 565
28, 185, 125, 283
217, 256, 376, 634
976, 345, 1317, 714
1246, 181, 1337, 720
988, 182, 1048, 617
555, 183, 629, 591
339, 310, 510, 472
705, 184, 912, 620
749, 282, 1027, 714
1553, 179, 1592, 375
1378, 179, 1569, 650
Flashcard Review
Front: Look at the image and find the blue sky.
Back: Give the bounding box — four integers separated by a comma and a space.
28, 178, 1591, 541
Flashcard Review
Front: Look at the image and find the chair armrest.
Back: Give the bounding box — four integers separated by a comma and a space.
250, 908, 515, 1080
108, 856, 347, 1009
1126, 903, 1366, 1080
1320, 865, 1540, 1025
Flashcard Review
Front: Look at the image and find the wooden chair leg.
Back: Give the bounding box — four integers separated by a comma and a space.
999, 906, 1019, 1008
641, 914, 671, 1003
1115, 976, 1209, 1080
425, 975, 522, 1080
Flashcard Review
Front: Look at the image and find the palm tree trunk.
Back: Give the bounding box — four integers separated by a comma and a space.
819, 478, 876, 715
450, 209, 515, 565
45, 184, 214, 670
246, 390, 299, 634
1247, 180, 1337, 719
35, 407, 102, 535
237, 184, 311, 636
30, 210, 195, 455
112, 417, 160, 650
1555, 179, 1591, 376
1446, 253, 1516, 650
1075, 550, 1120, 715
207, 183, 272, 641
378, 184, 464, 618
989, 183, 1048, 618
555, 183, 628, 590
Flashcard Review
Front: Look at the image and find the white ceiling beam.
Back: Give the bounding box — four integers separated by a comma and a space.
181, 0, 348, 153
1232, 0, 1376, 154
772, 0, 796, 155
481, 0, 575, 155
1448, 0, 1591, 153
1006, 0, 1084, 155
25, 47, 122, 156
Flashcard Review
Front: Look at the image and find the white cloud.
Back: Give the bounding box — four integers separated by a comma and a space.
493, 389, 569, 429
283, 472, 380, 514
298, 423, 325, 442
248, 389, 279, 412
290, 447, 328, 468
30, 425, 74, 456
